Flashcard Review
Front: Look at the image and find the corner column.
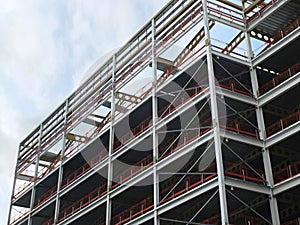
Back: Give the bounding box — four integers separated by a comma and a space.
244, 16, 281, 224
202, 0, 229, 224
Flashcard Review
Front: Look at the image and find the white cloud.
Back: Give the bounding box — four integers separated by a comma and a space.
0, 0, 169, 224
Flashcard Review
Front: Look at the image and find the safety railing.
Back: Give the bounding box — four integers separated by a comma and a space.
113, 174, 217, 224
246, 0, 279, 24
111, 196, 153, 225
259, 61, 300, 95
272, 16, 300, 43
113, 86, 208, 154
273, 161, 300, 184
282, 218, 300, 225
61, 151, 108, 189
265, 110, 300, 137
34, 88, 208, 208
216, 76, 253, 96
159, 85, 208, 119
113, 115, 153, 152
221, 118, 260, 138
160, 173, 217, 204
207, 1, 244, 25
112, 154, 153, 189
56, 183, 107, 224
41, 217, 54, 225
225, 164, 265, 184
159, 121, 212, 159
34, 185, 57, 209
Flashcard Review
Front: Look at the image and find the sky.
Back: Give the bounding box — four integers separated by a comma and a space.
0, 0, 169, 224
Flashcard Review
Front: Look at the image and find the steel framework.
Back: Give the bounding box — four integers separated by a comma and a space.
8, 0, 300, 225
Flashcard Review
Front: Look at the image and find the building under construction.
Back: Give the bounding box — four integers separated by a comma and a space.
8, 0, 300, 224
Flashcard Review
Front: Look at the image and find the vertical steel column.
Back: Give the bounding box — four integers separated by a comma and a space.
244, 12, 281, 224
202, 1, 229, 224
151, 18, 160, 225
7, 144, 21, 225
53, 100, 69, 224
106, 55, 116, 225
28, 124, 43, 225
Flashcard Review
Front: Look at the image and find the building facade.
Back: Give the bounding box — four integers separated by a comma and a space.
8, 0, 300, 224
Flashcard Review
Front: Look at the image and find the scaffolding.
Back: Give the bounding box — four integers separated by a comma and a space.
8, 0, 300, 225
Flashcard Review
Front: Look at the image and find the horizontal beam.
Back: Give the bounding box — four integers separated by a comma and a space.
216, 86, 256, 106
225, 177, 271, 195
221, 130, 264, 147
265, 122, 300, 148
273, 174, 300, 195
253, 27, 300, 67
258, 72, 300, 106
208, 14, 245, 31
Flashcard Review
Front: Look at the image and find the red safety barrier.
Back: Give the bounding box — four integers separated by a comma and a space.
224, 161, 265, 184
159, 120, 212, 159
111, 196, 153, 225
34, 185, 57, 208
216, 76, 253, 96
56, 183, 107, 224
112, 154, 153, 189
259, 61, 300, 95
273, 17, 300, 43
61, 151, 108, 189
159, 86, 208, 119
113, 115, 153, 152
113, 86, 208, 153
273, 161, 300, 184
266, 110, 300, 137
221, 118, 259, 138
160, 173, 217, 203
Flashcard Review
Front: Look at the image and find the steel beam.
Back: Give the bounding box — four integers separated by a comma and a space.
222, 131, 263, 147
212, 50, 250, 66
273, 174, 300, 195
224, 177, 270, 195
253, 27, 300, 67
258, 72, 300, 106
265, 122, 300, 148
216, 86, 256, 106
208, 14, 246, 31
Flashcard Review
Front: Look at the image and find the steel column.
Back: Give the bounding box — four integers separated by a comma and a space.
106, 54, 116, 225
53, 100, 69, 224
203, 0, 229, 224
245, 24, 281, 225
